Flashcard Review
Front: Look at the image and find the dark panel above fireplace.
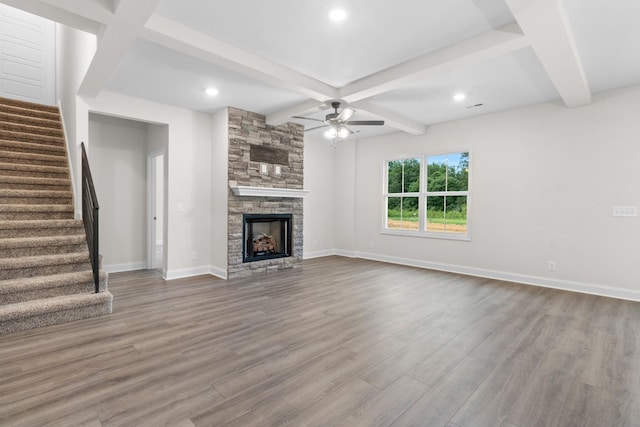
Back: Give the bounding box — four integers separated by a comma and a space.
250, 145, 289, 166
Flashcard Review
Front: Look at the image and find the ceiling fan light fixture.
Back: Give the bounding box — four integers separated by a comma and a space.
324, 126, 338, 139
337, 126, 350, 139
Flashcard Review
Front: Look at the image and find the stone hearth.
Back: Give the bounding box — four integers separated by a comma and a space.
227, 107, 304, 279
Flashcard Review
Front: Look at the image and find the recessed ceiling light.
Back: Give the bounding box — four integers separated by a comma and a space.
453, 93, 466, 101
205, 87, 219, 96
329, 9, 347, 22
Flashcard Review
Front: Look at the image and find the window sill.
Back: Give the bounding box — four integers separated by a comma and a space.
380, 228, 471, 241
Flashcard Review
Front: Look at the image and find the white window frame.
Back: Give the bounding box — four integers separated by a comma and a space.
381, 149, 471, 241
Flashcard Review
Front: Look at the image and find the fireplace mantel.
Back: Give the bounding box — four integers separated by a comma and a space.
230, 186, 309, 198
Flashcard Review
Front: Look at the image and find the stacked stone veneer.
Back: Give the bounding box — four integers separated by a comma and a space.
227, 107, 304, 279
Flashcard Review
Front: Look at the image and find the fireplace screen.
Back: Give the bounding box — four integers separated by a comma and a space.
243, 214, 292, 263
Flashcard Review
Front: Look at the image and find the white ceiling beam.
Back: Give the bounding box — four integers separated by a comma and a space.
505, 0, 591, 107
339, 25, 530, 103
142, 15, 337, 102
39, 0, 114, 25
0, 0, 103, 34
350, 101, 427, 135
78, 0, 161, 98
266, 100, 329, 126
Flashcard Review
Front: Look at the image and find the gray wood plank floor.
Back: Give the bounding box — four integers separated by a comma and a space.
1, 256, 639, 427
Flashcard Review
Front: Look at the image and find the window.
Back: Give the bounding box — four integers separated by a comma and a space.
386, 158, 420, 230
384, 151, 470, 239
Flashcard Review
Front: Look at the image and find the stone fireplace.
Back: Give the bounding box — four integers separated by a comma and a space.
227, 107, 305, 279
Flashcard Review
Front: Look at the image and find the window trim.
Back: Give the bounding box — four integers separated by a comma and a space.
381, 149, 471, 241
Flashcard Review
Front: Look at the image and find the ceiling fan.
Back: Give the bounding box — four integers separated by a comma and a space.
293, 101, 384, 141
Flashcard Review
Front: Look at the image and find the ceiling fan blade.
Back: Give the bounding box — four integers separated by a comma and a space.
292, 115, 326, 123
337, 107, 355, 122
345, 120, 385, 126
304, 124, 329, 132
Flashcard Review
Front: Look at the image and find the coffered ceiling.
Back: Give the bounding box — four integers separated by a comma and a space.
4, 0, 640, 141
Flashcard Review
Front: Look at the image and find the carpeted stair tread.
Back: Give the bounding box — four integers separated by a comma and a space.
0, 218, 81, 229
0, 138, 66, 156
0, 96, 59, 113
0, 121, 64, 138
0, 111, 62, 129
0, 234, 86, 250
0, 161, 68, 179
0, 270, 107, 299
0, 204, 74, 221
0, 129, 64, 146
0, 291, 113, 322
0, 219, 83, 235
0, 252, 90, 269
0, 188, 73, 205
0, 104, 60, 122
0, 175, 70, 191
0, 149, 68, 166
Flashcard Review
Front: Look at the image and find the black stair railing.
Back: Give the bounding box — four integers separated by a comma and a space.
81, 142, 100, 293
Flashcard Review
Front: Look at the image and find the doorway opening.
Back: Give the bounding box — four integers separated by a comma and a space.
148, 150, 165, 272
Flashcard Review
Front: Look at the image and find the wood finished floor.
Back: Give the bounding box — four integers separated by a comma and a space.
1, 256, 639, 427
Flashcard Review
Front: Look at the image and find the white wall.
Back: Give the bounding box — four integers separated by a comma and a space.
333, 139, 358, 256
341, 85, 640, 301
303, 136, 337, 258
81, 91, 213, 280
55, 24, 96, 216
210, 108, 228, 278
89, 113, 148, 271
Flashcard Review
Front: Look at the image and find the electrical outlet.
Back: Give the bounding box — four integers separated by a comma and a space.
548, 261, 556, 272
190, 251, 197, 261
612, 206, 638, 217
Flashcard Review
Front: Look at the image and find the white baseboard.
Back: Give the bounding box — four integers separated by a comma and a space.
334, 249, 358, 258
104, 262, 147, 273
350, 251, 640, 302
165, 266, 212, 280
209, 266, 227, 280
303, 249, 337, 259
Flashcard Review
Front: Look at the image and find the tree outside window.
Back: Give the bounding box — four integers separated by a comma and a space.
386, 158, 420, 230
426, 152, 468, 233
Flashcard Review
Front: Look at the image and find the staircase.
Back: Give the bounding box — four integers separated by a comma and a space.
0, 96, 112, 335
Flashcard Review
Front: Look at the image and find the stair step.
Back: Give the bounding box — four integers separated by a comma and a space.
0, 149, 68, 167
0, 161, 69, 179
0, 96, 59, 114
0, 111, 62, 130
0, 219, 84, 238
0, 175, 70, 191
0, 234, 87, 258
0, 189, 72, 205
0, 138, 67, 156
0, 252, 92, 280
0, 104, 60, 122
0, 204, 74, 220
0, 271, 107, 305
0, 291, 113, 334
0, 121, 64, 139
0, 129, 64, 146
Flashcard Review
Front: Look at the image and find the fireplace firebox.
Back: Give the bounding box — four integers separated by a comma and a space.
243, 214, 292, 263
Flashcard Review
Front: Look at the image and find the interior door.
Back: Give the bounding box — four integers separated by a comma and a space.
0, 5, 55, 105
